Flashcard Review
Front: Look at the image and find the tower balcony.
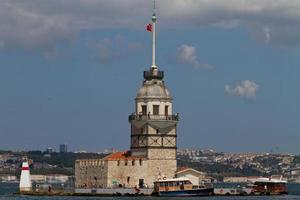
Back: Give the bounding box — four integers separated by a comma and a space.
128, 113, 179, 122
144, 70, 164, 80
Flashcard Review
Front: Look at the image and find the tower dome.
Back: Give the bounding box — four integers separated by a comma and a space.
136, 79, 172, 100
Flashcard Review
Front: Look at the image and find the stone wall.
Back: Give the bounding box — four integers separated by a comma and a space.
147, 148, 176, 160
106, 159, 147, 188
75, 159, 108, 188
75, 157, 177, 189
146, 159, 177, 187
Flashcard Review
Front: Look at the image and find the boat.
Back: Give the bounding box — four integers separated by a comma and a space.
250, 176, 288, 195
152, 178, 213, 197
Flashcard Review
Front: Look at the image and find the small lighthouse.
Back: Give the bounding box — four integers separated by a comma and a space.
19, 158, 32, 192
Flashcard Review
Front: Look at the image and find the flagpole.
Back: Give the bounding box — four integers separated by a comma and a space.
151, 0, 157, 69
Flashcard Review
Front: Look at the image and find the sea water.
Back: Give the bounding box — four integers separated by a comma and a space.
2, 183, 300, 200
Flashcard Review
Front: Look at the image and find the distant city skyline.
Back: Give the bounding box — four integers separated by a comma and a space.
1, 1, 300, 153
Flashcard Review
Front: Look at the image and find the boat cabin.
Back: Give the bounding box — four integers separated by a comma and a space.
251, 177, 287, 195
154, 178, 193, 192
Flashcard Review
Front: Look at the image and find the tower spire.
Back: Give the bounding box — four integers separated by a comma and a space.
151, 0, 157, 69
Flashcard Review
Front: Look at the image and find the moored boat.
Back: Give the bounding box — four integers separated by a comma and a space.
250, 175, 288, 195
152, 178, 213, 197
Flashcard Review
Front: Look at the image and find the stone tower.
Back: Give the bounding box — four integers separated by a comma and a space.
129, 68, 179, 160
128, 3, 179, 181
74, 3, 180, 188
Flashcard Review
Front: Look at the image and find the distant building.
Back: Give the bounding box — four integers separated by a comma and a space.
30, 175, 46, 183
0, 174, 17, 183
59, 144, 68, 153
33, 162, 55, 169
31, 174, 70, 184
45, 147, 54, 154
223, 176, 261, 183
289, 168, 300, 183
43, 154, 51, 158
46, 174, 69, 184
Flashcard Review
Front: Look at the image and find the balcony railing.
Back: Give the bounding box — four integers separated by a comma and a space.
128, 114, 179, 121
143, 70, 164, 80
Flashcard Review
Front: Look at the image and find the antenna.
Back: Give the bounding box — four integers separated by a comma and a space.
151, 0, 157, 69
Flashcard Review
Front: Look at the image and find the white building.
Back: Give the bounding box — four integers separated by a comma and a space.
176, 168, 211, 186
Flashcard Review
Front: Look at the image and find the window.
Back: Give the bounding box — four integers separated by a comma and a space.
132, 160, 135, 166
125, 160, 128, 166
169, 182, 175, 187
165, 105, 169, 116
153, 105, 159, 115
156, 129, 159, 134
142, 105, 147, 115
140, 128, 144, 134
117, 160, 120, 166
127, 176, 130, 184
139, 179, 144, 188
139, 159, 143, 166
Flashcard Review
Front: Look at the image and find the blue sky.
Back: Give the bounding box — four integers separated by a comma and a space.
1, 0, 300, 153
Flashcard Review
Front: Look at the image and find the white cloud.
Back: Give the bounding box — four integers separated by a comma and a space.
225, 80, 259, 99
176, 45, 213, 69
89, 36, 143, 64
0, 0, 300, 52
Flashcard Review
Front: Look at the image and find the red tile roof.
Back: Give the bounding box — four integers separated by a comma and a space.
103, 151, 144, 161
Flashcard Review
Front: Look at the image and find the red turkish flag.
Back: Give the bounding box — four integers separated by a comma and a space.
146, 23, 152, 32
